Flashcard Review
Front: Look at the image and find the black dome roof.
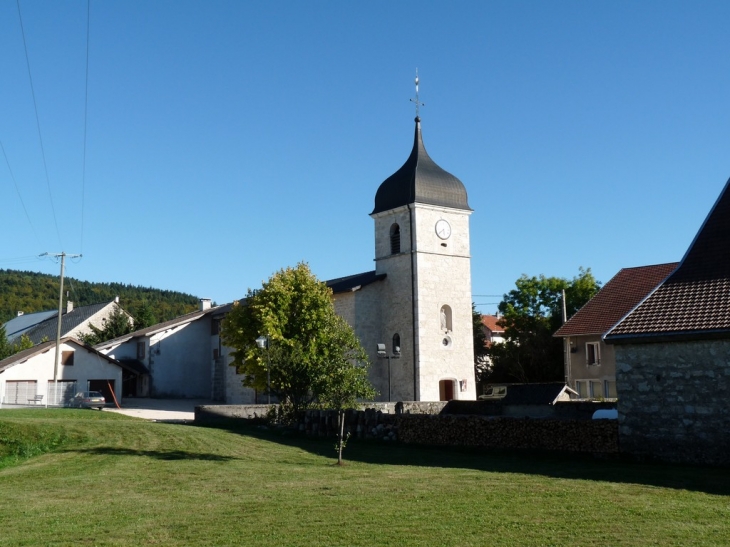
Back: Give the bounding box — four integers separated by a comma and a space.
372, 117, 471, 215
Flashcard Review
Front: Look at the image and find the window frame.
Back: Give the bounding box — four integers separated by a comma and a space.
585, 342, 601, 366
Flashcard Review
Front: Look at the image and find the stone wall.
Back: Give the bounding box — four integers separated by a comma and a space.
195, 402, 619, 455
615, 339, 730, 465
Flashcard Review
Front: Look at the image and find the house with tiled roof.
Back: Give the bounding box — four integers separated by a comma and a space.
3, 298, 129, 346
480, 315, 505, 347
554, 263, 678, 400
603, 177, 730, 465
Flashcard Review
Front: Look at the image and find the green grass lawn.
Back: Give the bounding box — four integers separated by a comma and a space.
0, 410, 728, 547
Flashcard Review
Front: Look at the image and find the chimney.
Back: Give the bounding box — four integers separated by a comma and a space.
115, 296, 119, 304
199, 298, 212, 311
66, 301, 74, 314
17, 311, 24, 317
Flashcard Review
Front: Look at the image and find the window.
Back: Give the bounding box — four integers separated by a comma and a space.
137, 342, 146, 360
575, 380, 587, 398
605, 380, 617, 398
389, 224, 401, 254
61, 351, 74, 366
586, 342, 601, 366
590, 380, 604, 399
211, 320, 220, 335
392, 333, 400, 354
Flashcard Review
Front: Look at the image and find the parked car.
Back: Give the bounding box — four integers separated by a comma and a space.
72, 391, 106, 410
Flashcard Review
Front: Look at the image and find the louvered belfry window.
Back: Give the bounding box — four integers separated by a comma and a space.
390, 224, 401, 255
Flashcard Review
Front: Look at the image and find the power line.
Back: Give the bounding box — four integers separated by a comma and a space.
0, 255, 47, 267
1, 140, 42, 248
16, 0, 63, 250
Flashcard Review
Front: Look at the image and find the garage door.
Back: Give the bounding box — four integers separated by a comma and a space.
47, 380, 77, 406
4, 381, 37, 404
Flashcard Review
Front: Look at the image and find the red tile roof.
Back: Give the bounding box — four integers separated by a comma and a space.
554, 263, 678, 337
481, 315, 504, 333
607, 177, 730, 342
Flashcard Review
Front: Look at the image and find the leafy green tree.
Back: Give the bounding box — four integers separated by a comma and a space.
79, 307, 134, 345
484, 268, 600, 384
221, 263, 375, 424
472, 303, 489, 381
132, 301, 156, 330
0, 324, 12, 360
15, 334, 34, 352
315, 318, 376, 464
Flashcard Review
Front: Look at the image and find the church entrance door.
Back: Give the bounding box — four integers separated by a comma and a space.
439, 379, 455, 401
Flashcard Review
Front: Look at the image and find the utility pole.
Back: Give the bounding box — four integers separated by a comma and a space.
41, 252, 81, 407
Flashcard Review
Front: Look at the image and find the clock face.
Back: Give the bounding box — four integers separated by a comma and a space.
435, 219, 451, 240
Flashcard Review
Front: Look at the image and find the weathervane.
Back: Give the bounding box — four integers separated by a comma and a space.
410, 69, 424, 119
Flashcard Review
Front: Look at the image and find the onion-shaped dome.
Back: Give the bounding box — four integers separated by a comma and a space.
372, 117, 471, 215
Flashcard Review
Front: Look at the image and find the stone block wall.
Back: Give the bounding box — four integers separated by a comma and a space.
615, 339, 730, 465
196, 403, 619, 455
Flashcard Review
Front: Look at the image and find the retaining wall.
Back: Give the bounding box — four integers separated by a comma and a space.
195, 402, 619, 455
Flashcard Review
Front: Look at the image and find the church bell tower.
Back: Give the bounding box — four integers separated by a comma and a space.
370, 77, 476, 401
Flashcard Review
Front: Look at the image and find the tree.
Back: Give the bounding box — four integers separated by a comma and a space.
0, 332, 34, 360
484, 268, 600, 384
472, 303, 489, 381
0, 324, 12, 360
315, 316, 376, 464
221, 263, 376, 425
79, 307, 134, 345
132, 301, 156, 330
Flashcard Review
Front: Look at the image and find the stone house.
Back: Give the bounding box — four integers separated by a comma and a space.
604, 177, 730, 465
554, 263, 677, 399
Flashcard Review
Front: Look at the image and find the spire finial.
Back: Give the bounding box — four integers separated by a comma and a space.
409, 68, 424, 120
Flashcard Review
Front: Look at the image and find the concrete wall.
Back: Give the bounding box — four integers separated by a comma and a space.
103, 318, 214, 399
615, 339, 730, 465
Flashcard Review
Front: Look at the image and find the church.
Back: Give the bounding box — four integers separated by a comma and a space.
327, 111, 477, 402
92, 93, 478, 404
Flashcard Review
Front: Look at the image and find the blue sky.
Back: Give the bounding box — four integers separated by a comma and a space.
2, 1, 729, 314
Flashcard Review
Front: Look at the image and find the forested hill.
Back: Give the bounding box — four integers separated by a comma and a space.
0, 269, 201, 324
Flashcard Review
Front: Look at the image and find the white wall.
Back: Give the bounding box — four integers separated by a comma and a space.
0, 341, 122, 405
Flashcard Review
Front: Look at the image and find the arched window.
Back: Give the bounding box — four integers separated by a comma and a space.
390, 224, 401, 254
439, 305, 453, 332
392, 333, 401, 355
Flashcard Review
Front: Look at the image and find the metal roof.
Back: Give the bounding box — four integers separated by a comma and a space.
4, 310, 58, 342
326, 271, 386, 294
371, 117, 471, 215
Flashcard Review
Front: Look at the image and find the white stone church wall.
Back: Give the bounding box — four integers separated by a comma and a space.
413, 206, 476, 401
